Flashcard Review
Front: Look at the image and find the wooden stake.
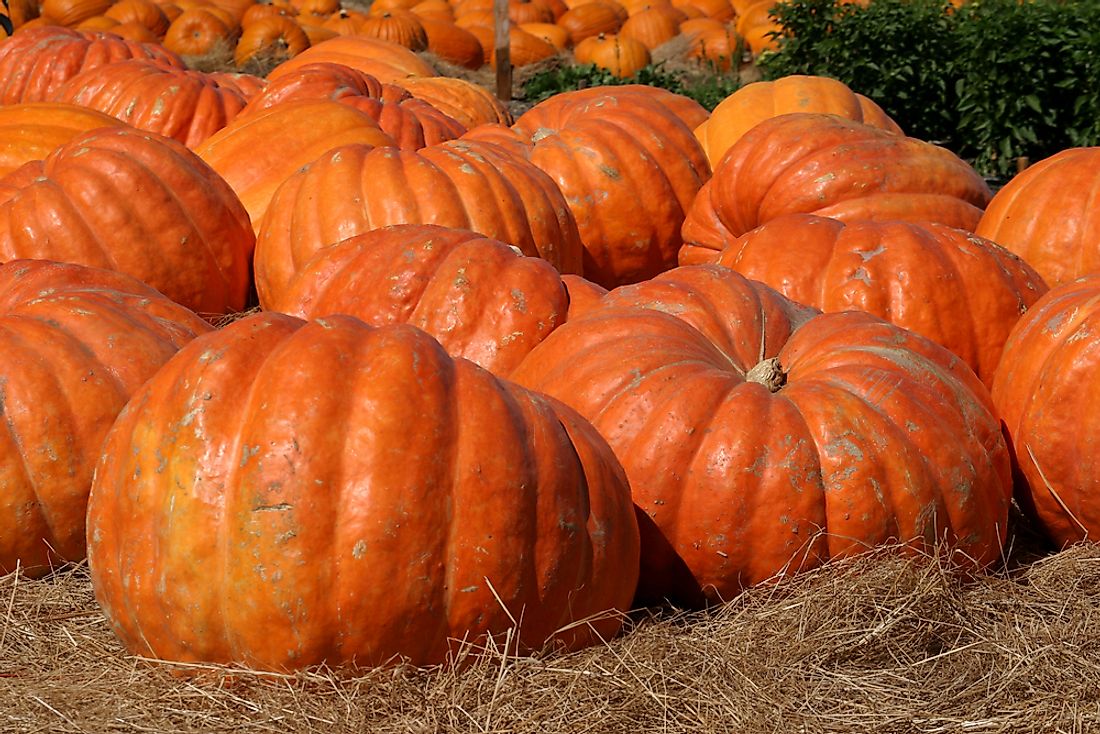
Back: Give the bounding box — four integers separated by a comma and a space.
494, 0, 511, 102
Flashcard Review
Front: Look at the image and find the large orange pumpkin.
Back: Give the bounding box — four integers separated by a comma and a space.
255, 139, 585, 302
975, 147, 1100, 288
715, 214, 1048, 386
0, 127, 254, 317
0, 26, 184, 104
680, 113, 992, 264
267, 34, 438, 83
395, 75, 514, 128
51, 59, 248, 148
512, 265, 1013, 605
0, 259, 211, 577
270, 224, 570, 375
992, 276, 1100, 545
0, 102, 127, 178
87, 313, 640, 670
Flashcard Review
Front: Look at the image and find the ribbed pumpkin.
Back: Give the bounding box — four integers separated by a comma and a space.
992, 276, 1100, 546
196, 100, 395, 233
42, 0, 114, 26
512, 265, 1013, 605
419, 18, 485, 68
87, 313, 640, 670
162, 7, 236, 56
695, 76, 903, 167
0, 102, 126, 178
514, 82, 708, 132
267, 34, 438, 83
51, 60, 248, 148
974, 147, 1100, 288
685, 24, 740, 71
0, 26, 184, 104
395, 75, 514, 128
240, 61, 385, 108
0, 128, 254, 316
359, 9, 429, 50
208, 71, 268, 99
0, 260, 211, 577
573, 32, 649, 76
270, 224, 570, 375
487, 88, 711, 287
255, 140, 584, 302
619, 6, 680, 48
716, 214, 1049, 386
680, 113, 992, 264
105, 0, 172, 35
557, 0, 624, 43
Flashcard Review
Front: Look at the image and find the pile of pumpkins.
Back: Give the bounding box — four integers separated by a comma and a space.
0, 0, 777, 77
0, 27, 1097, 675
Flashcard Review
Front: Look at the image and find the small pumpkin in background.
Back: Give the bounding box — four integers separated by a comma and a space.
234, 15, 311, 68
975, 147, 1100, 288
492, 27, 559, 68
360, 9, 429, 51
105, 0, 172, 35
0, 259, 212, 578
574, 33, 650, 76
163, 7, 237, 56
87, 313, 641, 671
557, 1, 624, 43
42, 0, 115, 26
419, 18, 485, 68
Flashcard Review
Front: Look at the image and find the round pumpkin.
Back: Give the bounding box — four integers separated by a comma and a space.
0, 127, 254, 316
0, 259, 211, 577
51, 60, 248, 148
234, 15, 311, 68
87, 313, 640, 670
574, 32, 650, 77
715, 214, 1049, 385
511, 265, 1013, 604
680, 113, 992, 264
270, 224, 570, 375
254, 139, 585, 302
266, 34, 438, 83
695, 75, 903, 168
0, 102, 127, 178
0, 26, 184, 104
974, 147, 1100, 288
162, 8, 237, 57
992, 275, 1100, 545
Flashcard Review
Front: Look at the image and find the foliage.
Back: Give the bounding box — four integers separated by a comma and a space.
758, 0, 1100, 178
520, 61, 741, 111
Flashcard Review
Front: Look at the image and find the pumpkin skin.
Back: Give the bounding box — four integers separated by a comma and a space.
0, 259, 211, 577
195, 99, 395, 234
511, 265, 1012, 604
574, 33, 650, 77
715, 215, 1049, 386
270, 224, 569, 376
234, 16, 312, 68
682, 113, 992, 264
162, 8, 236, 56
51, 60, 249, 148
0, 127, 254, 317
0, 102, 127, 178
419, 18, 484, 69
255, 139, 584, 303
992, 276, 1100, 546
975, 147, 1100, 288
0, 26, 185, 104
86, 313, 640, 670
695, 75, 903, 167
485, 88, 711, 287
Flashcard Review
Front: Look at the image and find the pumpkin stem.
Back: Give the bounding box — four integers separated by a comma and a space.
745, 357, 785, 393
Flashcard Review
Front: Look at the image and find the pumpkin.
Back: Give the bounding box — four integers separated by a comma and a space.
419, 18, 485, 68
519, 21, 570, 48
483, 88, 711, 287
266, 34, 438, 84
51, 59, 248, 148
104, 0, 172, 35
394, 76, 514, 127
992, 276, 1100, 546
0, 259, 211, 577
87, 313, 640, 670
557, 0, 624, 43
0, 26, 184, 104
0, 127, 254, 316
974, 147, 1100, 288
715, 214, 1049, 386
685, 24, 741, 71
42, 0, 114, 26
234, 15, 311, 68
254, 139, 585, 302
270, 224, 570, 375
0, 102, 127, 178
574, 33, 650, 76
511, 265, 1013, 604
695, 75, 903, 167
681, 113, 992, 263
410, 0, 455, 21
195, 99, 395, 234
359, 9, 429, 51
162, 7, 236, 56
619, 6, 680, 48
514, 82, 708, 132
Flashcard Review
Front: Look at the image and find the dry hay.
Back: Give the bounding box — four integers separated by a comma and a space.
4, 530, 1100, 734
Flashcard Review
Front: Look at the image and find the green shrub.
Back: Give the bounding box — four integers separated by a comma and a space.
758, 0, 1100, 178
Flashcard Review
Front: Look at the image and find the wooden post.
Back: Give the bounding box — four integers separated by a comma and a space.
494, 0, 511, 102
